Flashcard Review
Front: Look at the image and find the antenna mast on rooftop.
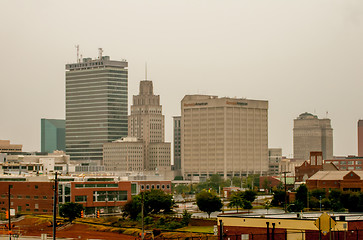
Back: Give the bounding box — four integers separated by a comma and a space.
145, 62, 147, 80
98, 48, 103, 59
75, 45, 80, 63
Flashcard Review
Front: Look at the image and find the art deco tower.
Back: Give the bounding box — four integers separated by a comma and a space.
128, 80, 170, 170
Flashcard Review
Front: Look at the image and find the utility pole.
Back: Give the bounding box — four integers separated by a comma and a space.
281, 171, 290, 213
141, 192, 144, 240
53, 172, 58, 240
8, 185, 11, 240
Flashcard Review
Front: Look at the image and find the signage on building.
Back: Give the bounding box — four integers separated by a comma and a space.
184, 102, 208, 107
226, 101, 248, 106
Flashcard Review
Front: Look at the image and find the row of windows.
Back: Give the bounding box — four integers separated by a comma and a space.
140, 184, 170, 190
1, 195, 51, 200
75, 183, 118, 188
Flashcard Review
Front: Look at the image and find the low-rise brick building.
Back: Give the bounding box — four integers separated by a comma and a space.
306, 171, 363, 192
0, 174, 172, 215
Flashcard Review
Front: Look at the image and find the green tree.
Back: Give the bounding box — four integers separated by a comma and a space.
228, 191, 244, 213
59, 202, 84, 223
232, 177, 242, 188
196, 191, 223, 218
243, 200, 253, 213
271, 189, 285, 207
295, 184, 308, 207
122, 190, 174, 220
145, 189, 174, 214
311, 189, 326, 199
243, 190, 257, 203
181, 209, 192, 226
175, 184, 189, 194
122, 195, 142, 220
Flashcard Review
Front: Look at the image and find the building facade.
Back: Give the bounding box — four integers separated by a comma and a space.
0, 140, 22, 153
41, 118, 65, 153
181, 95, 268, 180
268, 148, 282, 176
359, 120, 363, 157
0, 175, 171, 215
103, 137, 144, 172
65, 54, 128, 163
293, 112, 333, 160
306, 170, 363, 192
325, 157, 363, 171
127, 80, 171, 171
173, 116, 182, 174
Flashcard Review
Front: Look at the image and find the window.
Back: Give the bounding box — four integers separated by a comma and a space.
146, 185, 150, 190
35, 204, 39, 209
166, 184, 170, 189
26, 196, 30, 199
43, 196, 47, 199
141, 185, 145, 190
75, 195, 87, 202
340, 161, 346, 165
34, 196, 39, 199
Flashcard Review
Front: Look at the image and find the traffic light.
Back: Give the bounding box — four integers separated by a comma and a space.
81, 210, 84, 218
96, 210, 100, 218
5, 210, 9, 219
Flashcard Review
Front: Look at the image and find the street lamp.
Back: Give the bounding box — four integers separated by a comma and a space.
319, 196, 322, 212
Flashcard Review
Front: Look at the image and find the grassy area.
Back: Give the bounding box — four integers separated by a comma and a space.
177, 226, 214, 234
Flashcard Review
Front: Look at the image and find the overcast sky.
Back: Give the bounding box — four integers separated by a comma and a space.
1, 0, 362, 158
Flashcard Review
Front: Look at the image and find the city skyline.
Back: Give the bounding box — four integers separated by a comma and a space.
1, 1, 362, 158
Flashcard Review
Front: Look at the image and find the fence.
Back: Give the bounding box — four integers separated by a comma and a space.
156, 229, 363, 240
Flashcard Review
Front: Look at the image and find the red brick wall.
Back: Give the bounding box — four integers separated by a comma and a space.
0, 182, 54, 214
71, 181, 131, 208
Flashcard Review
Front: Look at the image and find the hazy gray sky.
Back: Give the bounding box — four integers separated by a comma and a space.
1, 0, 362, 158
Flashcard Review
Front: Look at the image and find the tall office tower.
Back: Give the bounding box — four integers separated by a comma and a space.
181, 95, 269, 180
173, 116, 182, 174
128, 80, 170, 171
293, 112, 333, 161
41, 119, 65, 153
268, 148, 282, 176
359, 120, 363, 157
65, 54, 128, 163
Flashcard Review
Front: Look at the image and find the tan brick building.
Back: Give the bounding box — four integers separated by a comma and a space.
181, 95, 268, 179
0, 140, 22, 153
104, 80, 171, 172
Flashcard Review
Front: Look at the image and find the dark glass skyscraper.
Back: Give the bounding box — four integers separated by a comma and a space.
65, 55, 128, 163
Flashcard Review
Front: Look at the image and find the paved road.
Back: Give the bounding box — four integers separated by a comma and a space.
0, 235, 73, 240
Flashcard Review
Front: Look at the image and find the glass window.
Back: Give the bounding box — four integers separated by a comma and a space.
35, 185, 38, 189
340, 161, 346, 165
34, 196, 39, 199
348, 161, 354, 165
75, 195, 87, 202
356, 161, 362, 165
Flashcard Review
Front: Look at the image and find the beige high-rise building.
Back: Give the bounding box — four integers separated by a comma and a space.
181, 95, 268, 180
128, 80, 171, 171
293, 112, 333, 160
103, 81, 171, 172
